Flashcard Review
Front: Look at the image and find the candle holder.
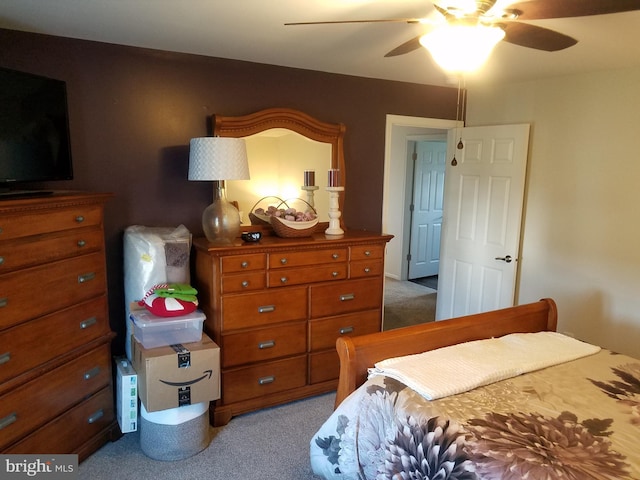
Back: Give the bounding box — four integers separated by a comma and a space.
325, 186, 344, 236
300, 185, 319, 210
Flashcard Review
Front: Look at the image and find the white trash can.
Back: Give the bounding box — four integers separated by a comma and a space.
139, 402, 210, 461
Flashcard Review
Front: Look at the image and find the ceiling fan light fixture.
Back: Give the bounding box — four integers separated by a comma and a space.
420, 24, 505, 73
441, 0, 478, 16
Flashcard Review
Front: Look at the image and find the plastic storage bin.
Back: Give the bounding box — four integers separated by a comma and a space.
131, 310, 205, 349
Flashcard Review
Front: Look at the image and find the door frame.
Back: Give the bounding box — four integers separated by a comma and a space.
383, 114, 462, 281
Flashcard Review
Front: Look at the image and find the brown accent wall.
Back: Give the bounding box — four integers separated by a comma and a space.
0, 28, 458, 354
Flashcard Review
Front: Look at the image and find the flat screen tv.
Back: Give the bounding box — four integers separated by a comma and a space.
0, 67, 73, 197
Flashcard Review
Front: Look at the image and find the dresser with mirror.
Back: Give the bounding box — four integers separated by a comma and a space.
193, 108, 392, 426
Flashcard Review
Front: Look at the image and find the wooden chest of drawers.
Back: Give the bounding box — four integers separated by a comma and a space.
194, 230, 392, 426
0, 191, 117, 461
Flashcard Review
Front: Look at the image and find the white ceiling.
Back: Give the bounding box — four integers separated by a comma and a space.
2, 0, 640, 88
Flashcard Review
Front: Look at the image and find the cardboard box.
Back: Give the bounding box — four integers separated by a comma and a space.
131, 334, 220, 412
115, 356, 138, 433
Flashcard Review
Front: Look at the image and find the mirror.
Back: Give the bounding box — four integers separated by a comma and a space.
211, 108, 346, 229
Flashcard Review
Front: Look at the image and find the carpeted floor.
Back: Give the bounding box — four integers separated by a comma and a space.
409, 275, 438, 290
78, 280, 436, 478
79, 392, 335, 479
383, 278, 437, 330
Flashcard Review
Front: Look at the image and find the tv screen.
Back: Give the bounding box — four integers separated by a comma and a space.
0, 67, 73, 194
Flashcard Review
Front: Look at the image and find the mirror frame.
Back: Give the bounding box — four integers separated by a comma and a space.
211, 107, 346, 231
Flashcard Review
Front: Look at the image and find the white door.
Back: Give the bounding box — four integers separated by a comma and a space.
408, 140, 446, 279
436, 124, 530, 320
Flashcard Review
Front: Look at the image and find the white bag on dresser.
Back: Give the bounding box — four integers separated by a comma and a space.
123, 224, 192, 359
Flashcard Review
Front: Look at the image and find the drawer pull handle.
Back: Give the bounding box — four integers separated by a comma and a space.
78, 272, 96, 283
75, 215, 85, 223
364, 250, 371, 256
0, 412, 17, 430
258, 305, 275, 313
340, 326, 354, 335
280, 277, 288, 284
0, 297, 7, 308
258, 340, 275, 349
0, 352, 11, 365
364, 267, 371, 273
0, 256, 4, 265
258, 376, 275, 385
80, 316, 97, 329
331, 271, 338, 277
87, 409, 104, 424
340, 293, 355, 302
280, 258, 288, 265
332, 253, 339, 259
241, 280, 249, 288
77, 240, 86, 247
241, 261, 249, 268
84, 366, 101, 380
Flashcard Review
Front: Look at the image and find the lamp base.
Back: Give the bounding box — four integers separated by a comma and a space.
202, 182, 240, 244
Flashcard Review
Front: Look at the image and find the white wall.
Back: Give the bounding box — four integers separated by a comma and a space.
466, 66, 640, 357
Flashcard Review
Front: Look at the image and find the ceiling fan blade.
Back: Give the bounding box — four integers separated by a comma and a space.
384, 35, 423, 57
508, 0, 640, 20
285, 18, 422, 26
502, 22, 577, 51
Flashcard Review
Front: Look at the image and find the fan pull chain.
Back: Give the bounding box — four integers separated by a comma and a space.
451, 76, 467, 166
451, 76, 463, 166
460, 80, 467, 149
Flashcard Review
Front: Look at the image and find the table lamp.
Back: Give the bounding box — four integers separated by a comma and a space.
188, 137, 250, 244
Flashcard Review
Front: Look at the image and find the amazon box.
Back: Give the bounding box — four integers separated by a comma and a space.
132, 334, 220, 412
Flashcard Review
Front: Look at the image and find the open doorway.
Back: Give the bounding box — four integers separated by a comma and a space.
381, 115, 461, 330
383, 117, 529, 327
382, 114, 461, 282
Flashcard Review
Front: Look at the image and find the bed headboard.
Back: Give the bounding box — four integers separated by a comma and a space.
334, 298, 558, 407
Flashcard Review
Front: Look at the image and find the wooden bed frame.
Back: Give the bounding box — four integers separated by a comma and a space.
334, 298, 558, 407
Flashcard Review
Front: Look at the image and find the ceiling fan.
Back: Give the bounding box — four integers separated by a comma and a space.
285, 0, 640, 59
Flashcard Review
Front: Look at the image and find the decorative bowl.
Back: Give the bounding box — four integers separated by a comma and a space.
248, 212, 271, 226
270, 216, 319, 238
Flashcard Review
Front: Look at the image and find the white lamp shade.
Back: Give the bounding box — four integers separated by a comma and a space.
188, 137, 250, 181
420, 25, 505, 73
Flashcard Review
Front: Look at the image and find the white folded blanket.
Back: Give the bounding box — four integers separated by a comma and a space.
368, 331, 600, 400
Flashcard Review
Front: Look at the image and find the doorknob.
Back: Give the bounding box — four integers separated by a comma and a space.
495, 255, 513, 263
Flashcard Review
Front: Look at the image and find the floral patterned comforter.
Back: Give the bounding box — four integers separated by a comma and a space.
310, 350, 640, 479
